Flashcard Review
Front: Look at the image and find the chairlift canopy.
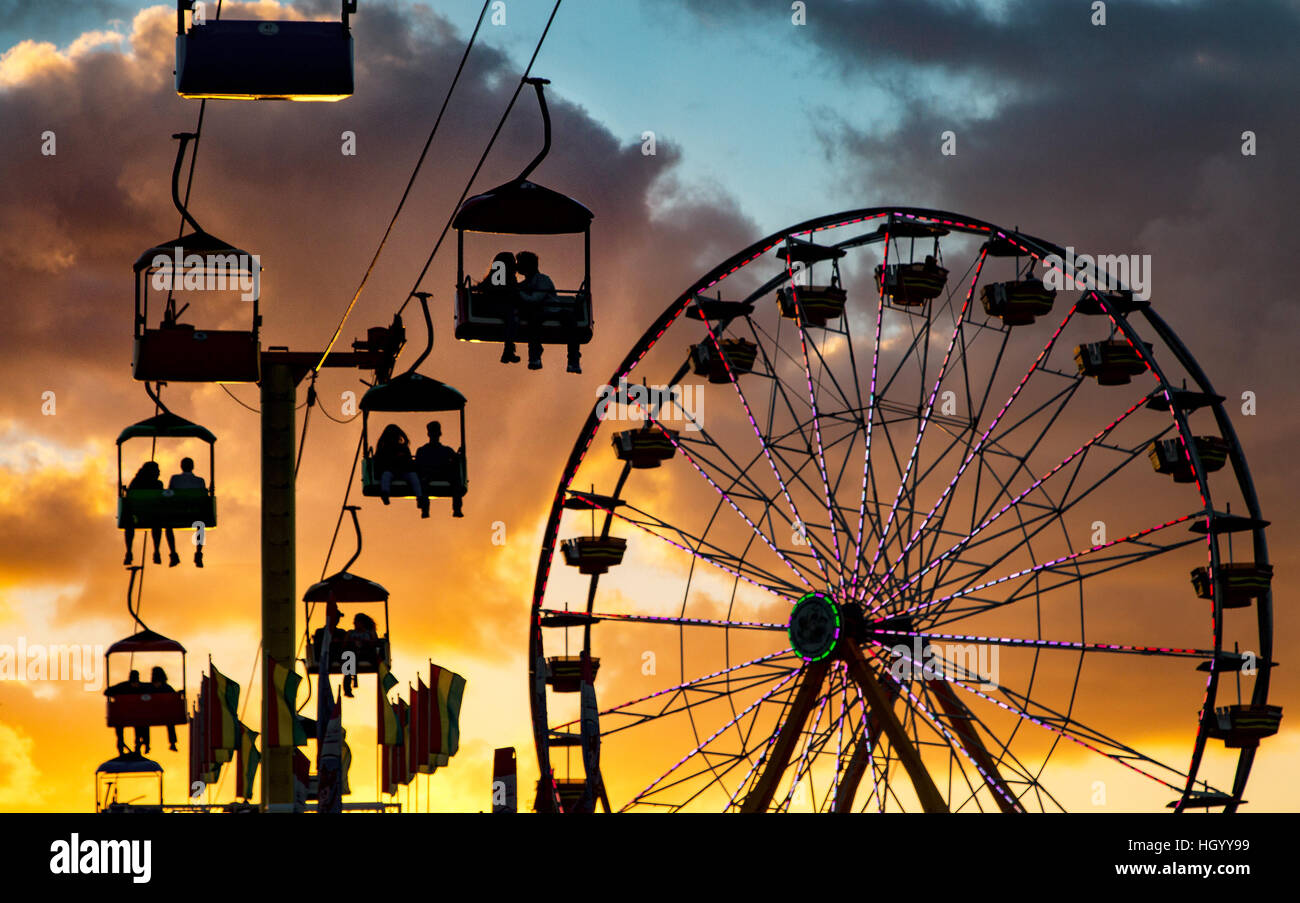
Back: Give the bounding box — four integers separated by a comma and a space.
453, 179, 593, 235
106, 629, 187, 656
360, 372, 466, 414
134, 231, 256, 274
303, 571, 390, 603
117, 412, 217, 445
96, 752, 164, 775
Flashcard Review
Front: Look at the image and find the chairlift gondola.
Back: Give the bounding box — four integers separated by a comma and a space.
104, 630, 188, 732
303, 507, 390, 676
175, 1, 358, 101
454, 79, 594, 349
133, 133, 261, 383
116, 405, 216, 532
95, 752, 164, 812
359, 294, 468, 513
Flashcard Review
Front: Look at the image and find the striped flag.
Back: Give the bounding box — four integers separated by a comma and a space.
430, 663, 467, 761
208, 663, 241, 756
236, 724, 260, 800
377, 660, 402, 747
415, 677, 433, 774
266, 656, 307, 747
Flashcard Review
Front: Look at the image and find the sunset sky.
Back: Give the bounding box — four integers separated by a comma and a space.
0, 0, 1296, 812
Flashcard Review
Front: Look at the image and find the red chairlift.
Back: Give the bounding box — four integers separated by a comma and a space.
303, 507, 391, 676
104, 630, 188, 733
175, 1, 357, 101
133, 133, 261, 383
454, 79, 594, 348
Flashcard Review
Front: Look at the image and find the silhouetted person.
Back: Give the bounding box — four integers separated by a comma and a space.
476, 252, 521, 364
106, 669, 145, 755
342, 612, 379, 697
415, 420, 464, 519
122, 462, 178, 566
374, 424, 424, 510
146, 666, 179, 752
516, 251, 581, 374
168, 457, 207, 567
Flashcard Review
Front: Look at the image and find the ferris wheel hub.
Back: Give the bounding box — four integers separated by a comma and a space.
788, 593, 842, 662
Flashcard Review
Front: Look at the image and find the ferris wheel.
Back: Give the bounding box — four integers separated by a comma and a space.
527, 207, 1280, 813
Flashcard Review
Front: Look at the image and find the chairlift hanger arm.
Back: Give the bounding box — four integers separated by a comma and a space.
170, 132, 203, 235
403, 292, 434, 376
516, 78, 553, 184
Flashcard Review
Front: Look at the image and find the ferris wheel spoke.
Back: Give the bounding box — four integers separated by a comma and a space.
868, 300, 1082, 599
554, 649, 799, 733
540, 609, 785, 632
880, 640, 1213, 794
590, 498, 808, 599
921, 529, 1201, 629
692, 312, 848, 587
673, 425, 843, 584
785, 273, 849, 588
623, 666, 803, 810
878, 394, 1174, 613
645, 413, 819, 591
738, 658, 832, 811
867, 249, 988, 584
873, 628, 1217, 663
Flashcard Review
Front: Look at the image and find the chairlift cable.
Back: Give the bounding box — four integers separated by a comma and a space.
314, 0, 494, 374
398, 0, 566, 320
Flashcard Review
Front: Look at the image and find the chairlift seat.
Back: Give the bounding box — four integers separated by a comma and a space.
118, 488, 215, 530
454, 285, 593, 344
305, 630, 389, 675
176, 19, 354, 101
1190, 562, 1273, 608
360, 455, 466, 499
546, 656, 601, 693
875, 262, 949, 307
1147, 436, 1230, 482
1074, 340, 1149, 385
613, 427, 678, 469
691, 338, 758, 384
981, 279, 1055, 325
134, 326, 260, 383
561, 536, 627, 575
105, 631, 187, 729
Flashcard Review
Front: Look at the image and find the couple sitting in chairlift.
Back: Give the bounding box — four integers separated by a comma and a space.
122, 457, 207, 568
476, 250, 581, 374
374, 420, 464, 519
